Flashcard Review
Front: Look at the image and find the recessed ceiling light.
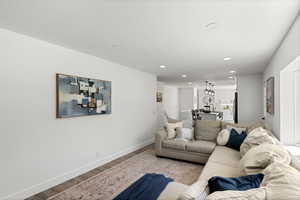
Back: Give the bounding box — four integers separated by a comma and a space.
182, 74, 187, 78
224, 57, 232, 61
160, 65, 166, 69
229, 70, 236, 74
205, 22, 217, 29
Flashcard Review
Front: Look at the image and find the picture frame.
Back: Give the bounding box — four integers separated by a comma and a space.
266, 76, 274, 115
56, 73, 112, 118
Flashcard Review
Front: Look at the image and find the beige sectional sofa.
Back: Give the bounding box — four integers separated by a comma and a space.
155, 120, 254, 164
155, 120, 267, 200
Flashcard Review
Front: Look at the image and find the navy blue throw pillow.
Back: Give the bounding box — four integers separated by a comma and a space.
208, 174, 264, 194
225, 128, 247, 151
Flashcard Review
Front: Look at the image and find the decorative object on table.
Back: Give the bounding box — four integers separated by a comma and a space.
192, 109, 202, 120
156, 92, 163, 102
266, 77, 274, 114
56, 73, 111, 118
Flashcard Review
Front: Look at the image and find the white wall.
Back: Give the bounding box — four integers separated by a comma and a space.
237, 74, 263, 124
156, 82, 179, 127
263, 14, 300, 138
163, 86, 179, 119
0, 28, 157, 199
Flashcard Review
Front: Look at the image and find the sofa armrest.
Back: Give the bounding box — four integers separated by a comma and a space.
177, 180, 209, 200
155, 128, 167, 155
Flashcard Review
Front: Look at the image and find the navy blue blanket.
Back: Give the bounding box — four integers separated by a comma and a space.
113, 173, 173, 200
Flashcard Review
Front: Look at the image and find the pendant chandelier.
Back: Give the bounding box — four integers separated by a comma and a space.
204, 80, 215, 97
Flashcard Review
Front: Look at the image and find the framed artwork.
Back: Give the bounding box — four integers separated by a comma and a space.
156, 92, 163, 103
266, 77, 274, 115
56, 73, 111, 118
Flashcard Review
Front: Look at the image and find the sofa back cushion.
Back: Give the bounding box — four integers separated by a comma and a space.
261, 162, 300, 200
239, 144, 291, 175
195, 120, 221, 141
221, 122, 248, 132
240, 127, 278, 157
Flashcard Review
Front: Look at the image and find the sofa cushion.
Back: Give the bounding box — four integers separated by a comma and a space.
178, 180, 209, 200
261, 162, 300, 200
199, 161, 243, 181
221, 122, 248, 132
186, 140, 216, 154
247, 121, 265, 134
240, 144, 291, 175
162, 139, 186, 151
226, 125, 247, 134
209, 146, 240, 168
157, 182, 188, 200
195, 120, 221, 141
206, 188, 266, 200
240, 127, 278, 157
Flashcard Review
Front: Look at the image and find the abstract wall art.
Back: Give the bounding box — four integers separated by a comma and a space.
56, 74, 111, 118
266, 76, 274, 115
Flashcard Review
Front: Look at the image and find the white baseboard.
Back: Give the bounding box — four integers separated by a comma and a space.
2, 138, 154, 200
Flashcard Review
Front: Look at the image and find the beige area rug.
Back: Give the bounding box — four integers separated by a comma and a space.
50, 149, 204, 200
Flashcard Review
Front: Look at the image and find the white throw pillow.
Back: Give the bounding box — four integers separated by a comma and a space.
165, 122, 183, 139
206, 188, 266, 200
216, 129, 230, 146
240, 127, 277, 157
261, 162, 300, 200
240, 144, 291, 175
226, 125, 247, 134
176, 127, 194, 141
